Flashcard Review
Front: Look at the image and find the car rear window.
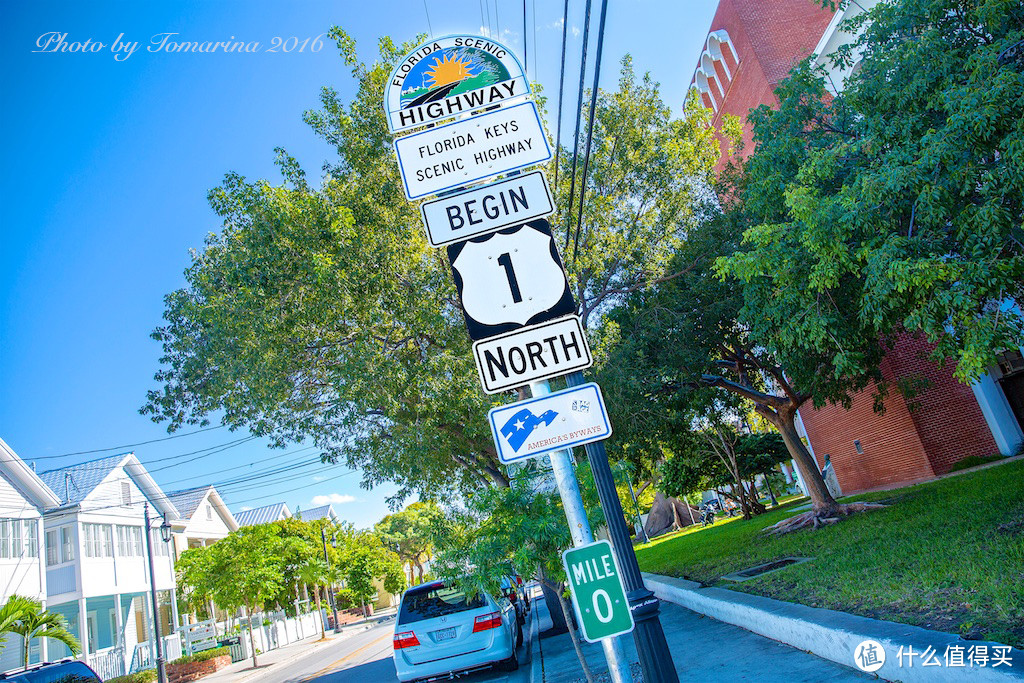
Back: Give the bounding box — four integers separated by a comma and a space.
0, 661, 101, 682
399, 584, 486, 624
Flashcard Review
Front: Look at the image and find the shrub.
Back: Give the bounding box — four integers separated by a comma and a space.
171, 646, 230, 666
105, 670, 156, 683
948, 454, 1004, 473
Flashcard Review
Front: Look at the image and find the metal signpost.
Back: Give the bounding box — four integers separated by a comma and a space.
385, 33, 678, 683
563, 540, 635, 643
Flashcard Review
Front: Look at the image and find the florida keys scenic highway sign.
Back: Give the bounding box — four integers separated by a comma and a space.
384, 35, 531, 133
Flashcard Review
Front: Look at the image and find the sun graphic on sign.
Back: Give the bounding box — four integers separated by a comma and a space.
425, 53, 474, 89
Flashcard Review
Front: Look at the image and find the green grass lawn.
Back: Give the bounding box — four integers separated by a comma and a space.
635, 458, 1024, 648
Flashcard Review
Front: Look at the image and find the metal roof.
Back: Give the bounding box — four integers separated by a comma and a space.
297, 504, 339, 523
39, 452, 131, 507
166, 486, 212, 519
234, 501, 291, 527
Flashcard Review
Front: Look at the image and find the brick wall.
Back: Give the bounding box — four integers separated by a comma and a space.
700, 0, 834, 168
799, 333, 999, 493
881, 334, 998, 475
799, 373, 935, 494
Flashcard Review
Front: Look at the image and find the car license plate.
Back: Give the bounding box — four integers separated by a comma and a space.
434, 627, 456, 642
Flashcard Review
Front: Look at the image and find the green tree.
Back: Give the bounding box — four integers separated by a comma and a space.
599, 212, 874, 530
180, 526, 284, 668
141, 31, 720, 507
335, 529, 405, 613
717, 0, 1024, 384
296, 557, 330, 639
430, 478, 598, 682
374, 501, 442, 585
1, 597, 81, 670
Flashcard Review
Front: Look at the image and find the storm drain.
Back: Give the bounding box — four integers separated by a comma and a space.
721, 556, 813, 582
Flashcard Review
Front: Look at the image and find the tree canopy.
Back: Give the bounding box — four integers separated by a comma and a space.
142, 29, 720, 506
718, 0, 1024, 383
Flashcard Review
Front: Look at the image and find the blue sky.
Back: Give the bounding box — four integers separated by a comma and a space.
0, 0, 718, 529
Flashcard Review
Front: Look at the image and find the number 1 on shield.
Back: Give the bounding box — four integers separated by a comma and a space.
496, 252, 523, 303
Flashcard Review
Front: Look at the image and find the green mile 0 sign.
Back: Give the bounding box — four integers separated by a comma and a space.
562, 540, 635, 643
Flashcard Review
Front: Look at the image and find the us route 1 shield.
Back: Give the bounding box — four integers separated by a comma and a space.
488, 382, 611, 464
420, 171, 553, 247
562, 540, 635, 643
384, 35, 530, 134
447, 218, 575, 342
392, 101, 551, 200
472, 316, 592, 394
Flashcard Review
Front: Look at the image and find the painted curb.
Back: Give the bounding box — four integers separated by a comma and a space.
644, 572, 1024, 682
526, 597, 543, 683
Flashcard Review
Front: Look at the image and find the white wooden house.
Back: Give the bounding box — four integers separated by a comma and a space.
0, 437, 62, 672
37, 452, 181, 679
165, 486, 238, 558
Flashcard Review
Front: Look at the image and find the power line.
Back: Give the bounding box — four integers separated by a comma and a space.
27, 425, 226, 460
479, 0, 487, 33
562, 0, 596, 250
552, 0, 571, 195
572, 0, 611, 263
522, 0, 528, 77
422, 0, 434, 37
494, 0, 501, 39
39, 436, 258, 473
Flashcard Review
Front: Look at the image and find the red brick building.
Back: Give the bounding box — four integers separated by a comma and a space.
691, 0, 1024, 494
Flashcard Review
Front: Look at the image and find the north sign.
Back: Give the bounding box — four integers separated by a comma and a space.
384, 35, 530, 134
447, 219, 575, 342
472, 316, 592, 394
420, 171, 553, 247
562, 540, 635, 643
393, 101, 551, 200
488, 382, 611, 464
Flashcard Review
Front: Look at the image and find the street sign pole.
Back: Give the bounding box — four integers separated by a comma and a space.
531, 379, 633, 683
564, 370, 680, 683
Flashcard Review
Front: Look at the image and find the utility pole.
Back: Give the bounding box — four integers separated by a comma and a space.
143, 503, 168, 683
532, 379, 633, 683
565, 371, 679, 683
320, 526, 342, 633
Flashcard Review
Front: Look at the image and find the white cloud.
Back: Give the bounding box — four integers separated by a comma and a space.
312, 475, 326, 482
311, 493, 357, 505
572, 25, 581, 37
240, 506, 252, 512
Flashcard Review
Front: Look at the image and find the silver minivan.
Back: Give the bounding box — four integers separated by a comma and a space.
393, 579, 522, 682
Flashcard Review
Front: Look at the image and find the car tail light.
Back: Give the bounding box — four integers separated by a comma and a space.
472, 611, 503, 632
393, 631, 421, 649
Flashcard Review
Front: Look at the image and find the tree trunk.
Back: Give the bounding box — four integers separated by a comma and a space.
764, 474, 779, 506
537, 567, 567, 633
245, 603, 259, 668
415, 559, 424, 585
557, 590, 594, 683
313, 585, 326, 639
729, 480, 750, 520
22, 631, 30, 670
746, 481, 767, 515
772, 410, 839, 514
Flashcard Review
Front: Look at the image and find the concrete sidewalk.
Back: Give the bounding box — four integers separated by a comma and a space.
199, 613, 395, 683
530, 594, 872, 683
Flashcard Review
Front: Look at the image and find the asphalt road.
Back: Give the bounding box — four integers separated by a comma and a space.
290, 614, 529, 683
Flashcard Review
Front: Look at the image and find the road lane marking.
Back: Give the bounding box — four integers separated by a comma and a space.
301, 630, 393, 681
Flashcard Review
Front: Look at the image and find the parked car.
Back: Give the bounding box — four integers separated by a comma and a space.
500, 574, 529, 625
0, 660, 101, 683
393, 579, 521, 683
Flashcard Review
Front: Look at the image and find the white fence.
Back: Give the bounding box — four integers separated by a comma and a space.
208, 610, 325, 658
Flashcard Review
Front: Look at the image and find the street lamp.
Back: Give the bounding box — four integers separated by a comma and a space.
144, 503, 172, 683
320, 527, 342, 633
